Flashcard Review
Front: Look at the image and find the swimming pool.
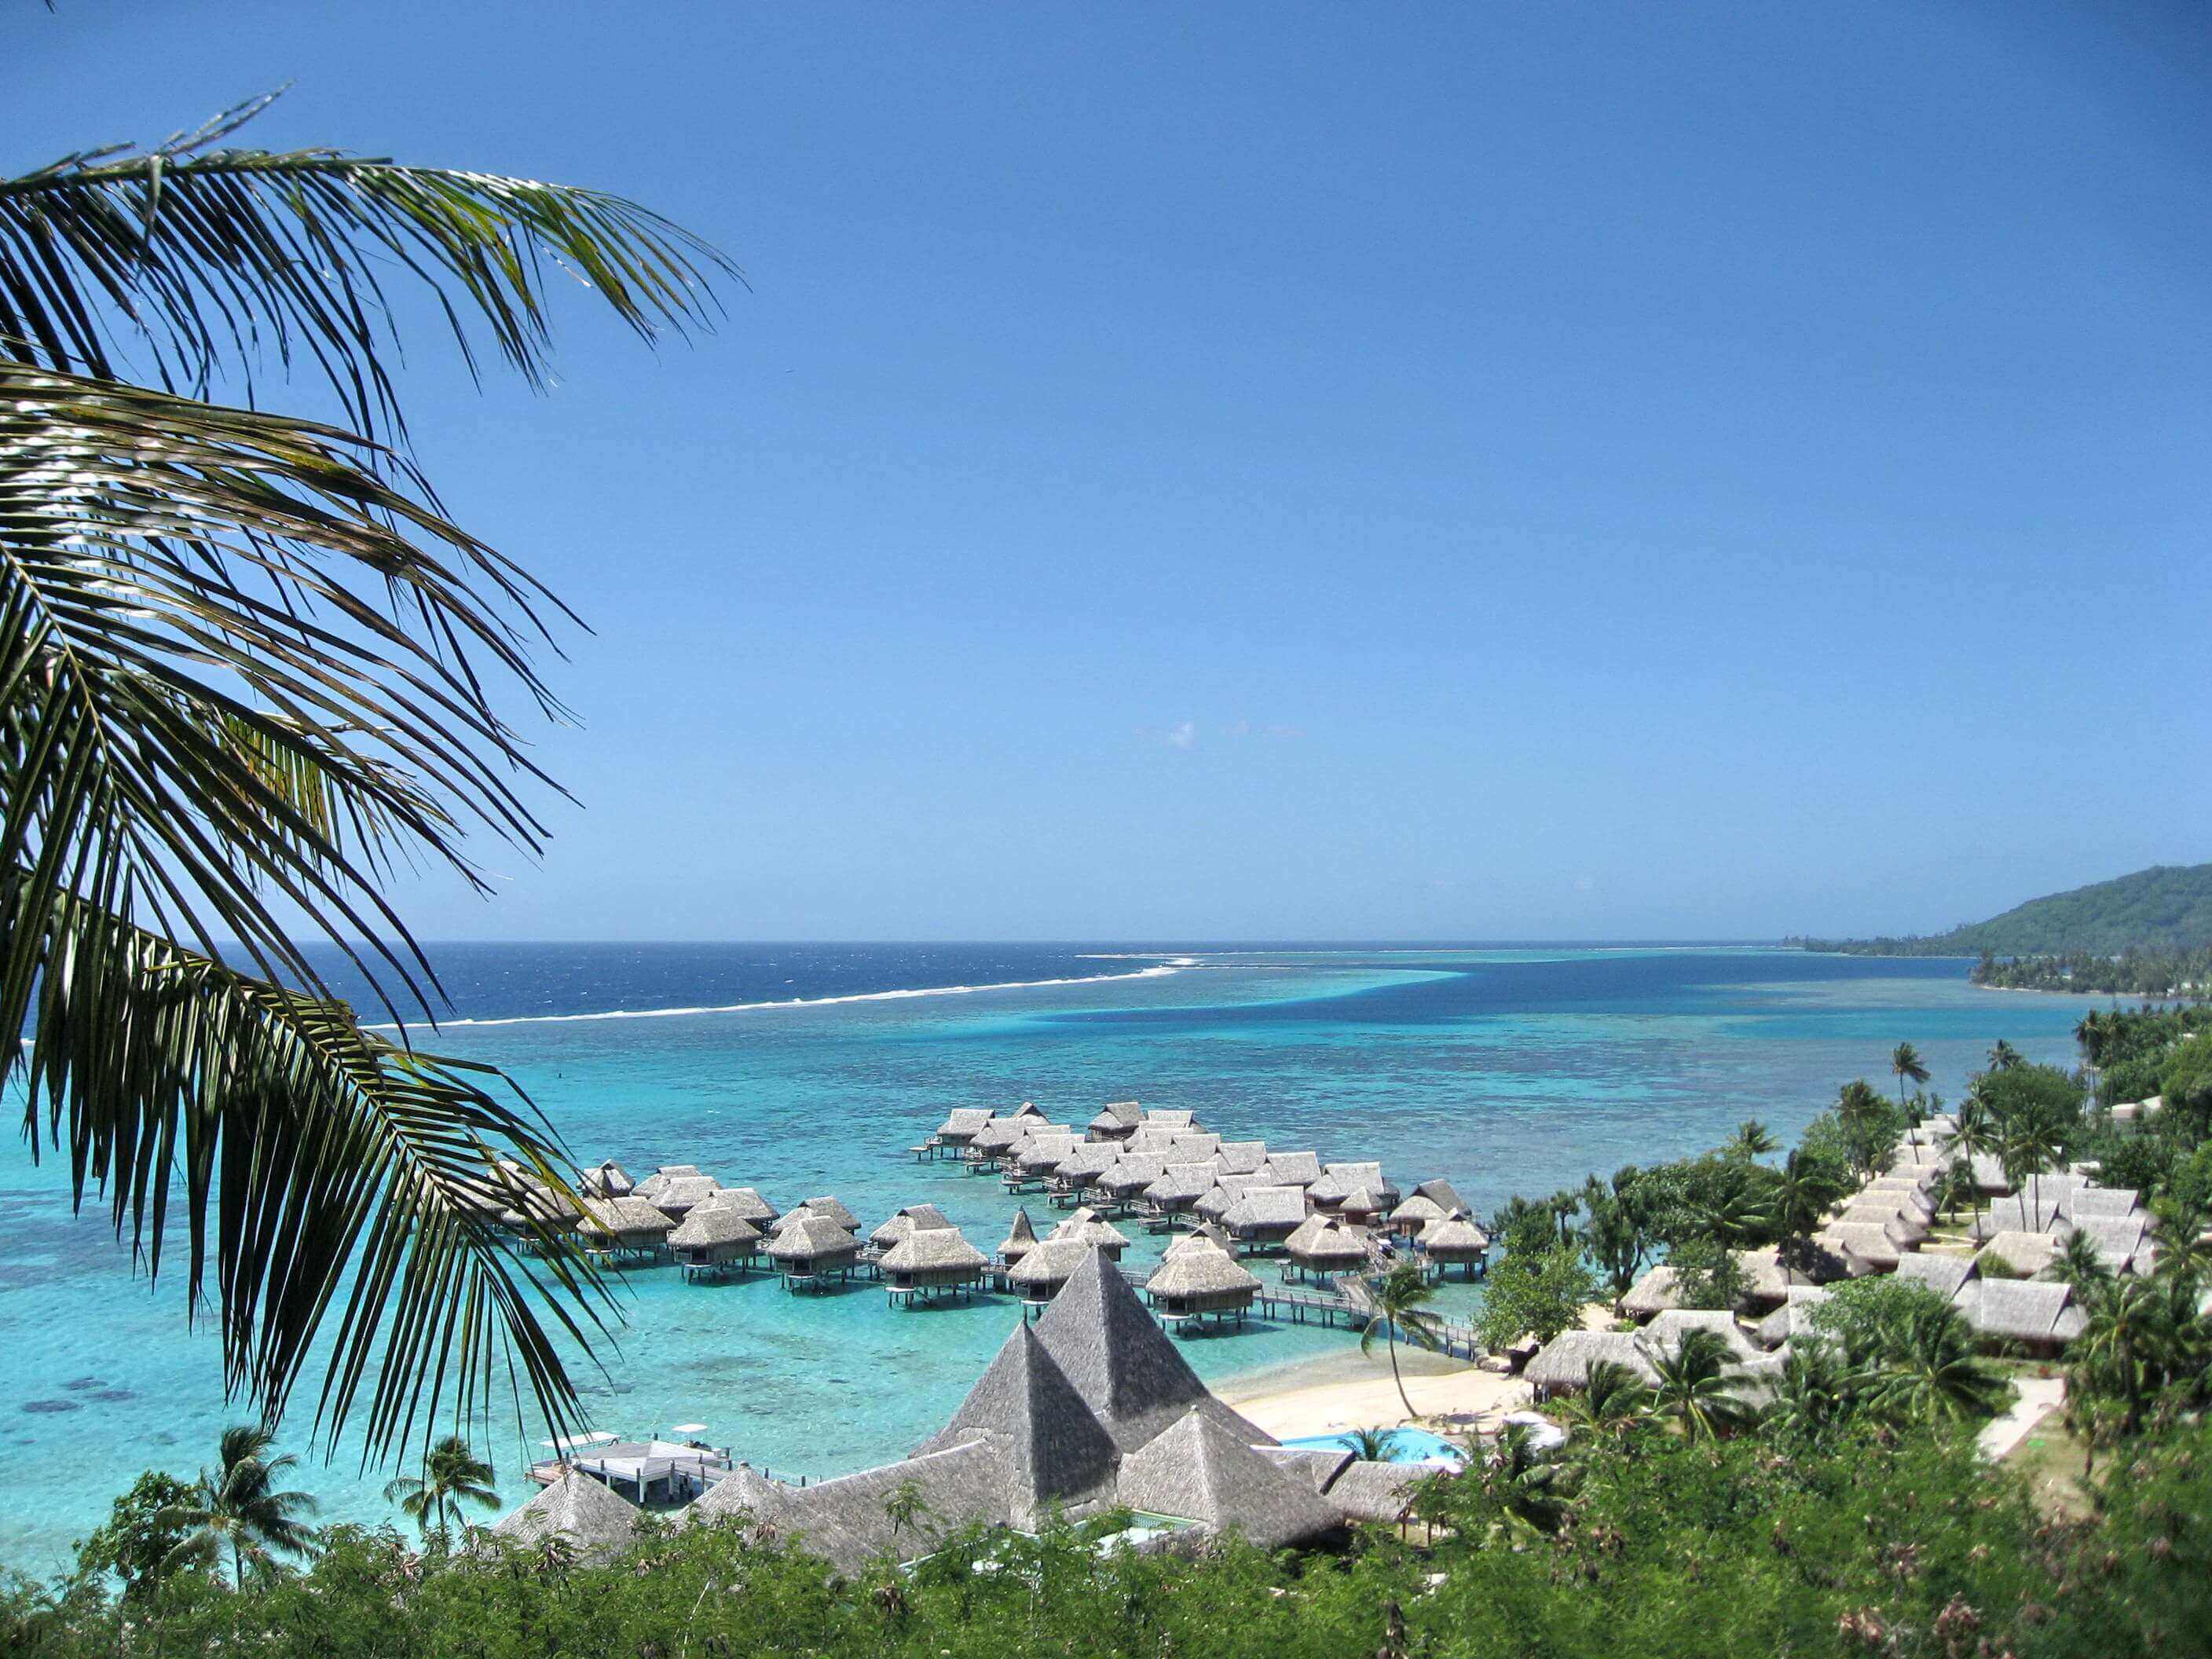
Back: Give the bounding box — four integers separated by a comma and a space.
1282, 1428, 1467, 1463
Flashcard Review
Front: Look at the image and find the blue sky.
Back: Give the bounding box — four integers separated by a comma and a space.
12, 2, 2211, 942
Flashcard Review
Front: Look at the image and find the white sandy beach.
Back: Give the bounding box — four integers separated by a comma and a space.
1219, 1347, 1534, 1440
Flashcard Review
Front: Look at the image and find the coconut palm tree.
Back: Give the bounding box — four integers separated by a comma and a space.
2050, 1231, 2115, 1298
1339, 1426, 1397, 1462
382, 1435, 500, 1541
1987, 1040, 2023, 1072
1359, 1263, 1445, 1423
1, 92, 733, 1459
1476, 1420, 1573, 1539
1760, 1344, 1857, 1444
1771, 1148, 1850, 1287
1642, 1328, 1753, 1442
1552, 1360, 1654, 1437
2001, 1118, 2067, 1232
1727, 1119, 1778, 1161
159, 1425, 318, 1586
1870, 1303, 2004, 1426
1890, 1042, 1931, 1111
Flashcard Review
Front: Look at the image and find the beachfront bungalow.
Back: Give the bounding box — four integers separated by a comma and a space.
1975, 1230, 2063, 1279
2067, 1185, 2142, 1219
1308, 1162, 1397, 1214
1144, 1240, 1262, 1328
1644, 1309, 1763, 1366
1222, 1185, 1307, 1252
1282, 1214, 1370, 1284
998, 1207, 1038, 1265
1525, 1330, 1661, 1398
670, 1206, 763, 1281
1211, 1140, 1270, 1177
577, 1196, 676, 1262
1049, 1207, 1130, 1261
1620, 1264, 1683, 1321
1816, 1219, 1918, 1273
1144, 1162, 1220, 1220
881, 1227, 989, 1306
1259, 1150, 1323, 1190
582, 1160, 635, 1199
1956, 1277, 2086, 1356
1087, 1100, 1144, 1141
2076, 1213, 2152, 1269
869, 1203, 954, 1251
766, 1212, 862, 1291
1005, 1237, 1096, 1310
1417, 1210, 1490, 1278
490, 1470, 642, 1566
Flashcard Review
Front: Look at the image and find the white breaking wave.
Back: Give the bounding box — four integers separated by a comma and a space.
363, 958, 1192, 1031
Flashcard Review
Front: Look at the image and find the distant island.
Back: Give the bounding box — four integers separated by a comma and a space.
1790, 862, 2212, 996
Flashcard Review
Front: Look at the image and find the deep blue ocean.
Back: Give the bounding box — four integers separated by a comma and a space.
0, 943, 2103, 1569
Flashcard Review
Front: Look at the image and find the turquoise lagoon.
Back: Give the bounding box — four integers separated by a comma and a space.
0, 944, 2104, 1569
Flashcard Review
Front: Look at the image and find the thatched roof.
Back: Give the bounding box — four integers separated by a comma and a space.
633, 1165, 705, 1202
870, 1203, 955, 1249
1419, 1211, 1490, 1259
492, 1470, 641, 1563
1166, 1132, 1223, 1161
881, 1226, 988, 1276
1049, 1207, 1130, 1251
1816, 1221, 1914, 1269
1976, 1231, 2061, 1278
1114, 1408, 1342, 1551
1141, 1108, 1196, 1130
1317, 1458, 1432, 1526
1837, 1203, 1931, 1242
683, 1463, 789, 1532
1016, 1133, 1083, 1174
645, 1174, 722, 1218
1411, 1177, 1467, 1213
969, 1117, 1029, 1152
918, 1320, 1119, 1522
583, 1161, 634, 1199
1621, 1265, 1681, 1320
669, 1206, 763, 1251
1960, 1278, 2082, 1344
577, 1195, 675, 1243
935, 1107, 995, 1138
2067, 1186, 2141, 1219
1968, 1152, 2012, 1192
800, 1195, 860, 1232
1055, 1141, 1122, 1182
771, 1441, 1020, 1572
1525, 1329, 1659, 1393
1098, 1155, 1169, 1197
1260, 1151, 1322, 1188
1212, 1140, 1269, 1176
1892, 1252, 1977, 1302
1005, 1236, 1095, 1291
1196, 1174, 1262, 1223
1389, 1193, 1452, 1230
1145, 1243, 1262, 1300
1163, 1221, 1235, 1258
1146, 1162, 1221, 1207
1309, 1162, 1389, 1206
1223, 1185, 1307, 1233
999, 1207, 1038, 1261
764, 1212, 862, 1265
1642, 1309, 1762, 1364
1284, 1213, 1370, 1265
698, 1186, 779, 1224
1089, 1100, 1144, 1133
1033, 1247, 1276, 1450
1754, 1286, 1833, 1350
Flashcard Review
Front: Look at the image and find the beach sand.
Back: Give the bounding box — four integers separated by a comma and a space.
1219, 1346, 1533, 1440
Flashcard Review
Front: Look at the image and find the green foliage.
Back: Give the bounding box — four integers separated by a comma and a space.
1800, 1079, 1904, 1180
71, 1473, 200, 1602
1663, 1235, 1745, 1311
1794, 861, 2212, 957
1475, 1242, 1596, 1350
1807, 1276, 1954, 1366
2163, 1035, 2212, 1126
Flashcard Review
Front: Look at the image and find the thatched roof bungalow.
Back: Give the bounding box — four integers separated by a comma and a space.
932, 1107, 995, 1148
644, 1174, 723, 1221
881, 1226, 988, 1303
998, 1207, 1038, 1265
705, 1187, 778, 1225
1620, 1264, 1682, 1321
1144, 1240, 1262, 1324
577, 1195, 676, 1259
764, 1212, 862, 1290
1098, 1155, 1169, 1204
1816, 1219, 1918, 1272
670, 1205, 763, 1280
1053, 1141, 1123, 1188
1222, 1185, 1307, 1250
1283, 1214, 1371, 1281
1141, 1108, 1196, 1131
1260, 1150, 1323, 1188
491, 1470, 641, 1565
1087, 1099, 1144, 1141
1525, 1329, 1660, 1397
1417, 1210, 1490, 1276
1309, 1161, 1397, 1212
1195, 1174, 1262, 1226
1015, 1133, 1083, 1177
1211, 1140, 1270, 1177
1049, 1207, 1130, 1260
1144, 1162, 1221, 1217
1753, 1286, 1833, 1350
582, 1160, 635, 1199
1337, 1185, 1391, 1225
1892, 1252, 1978, 1302
1957, 1278, 2086, 1354
1005, 1237, 1097, 1306
869, 1203, 955, 1250
1975, 1230, 2062, 1279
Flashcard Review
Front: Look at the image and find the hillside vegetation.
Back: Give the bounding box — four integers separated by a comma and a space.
1795, 862, 2212, 959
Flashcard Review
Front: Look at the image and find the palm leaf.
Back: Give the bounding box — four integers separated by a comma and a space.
1, 91, 740, 446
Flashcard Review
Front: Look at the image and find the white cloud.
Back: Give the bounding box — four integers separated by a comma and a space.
1165, 720, 1198, 750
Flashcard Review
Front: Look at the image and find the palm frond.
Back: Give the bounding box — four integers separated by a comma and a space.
1, 91, 741, 445
19, 888, 613, 1460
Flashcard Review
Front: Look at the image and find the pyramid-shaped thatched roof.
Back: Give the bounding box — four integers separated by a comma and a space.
1033, 1247, 1276, 1450
1411, 1177, 1467, 1212
633, 1165, 704, 1202
1163, 1221, 1236, 1258
1006, 1236, 1094, 1290
1223, 1185, 1306, 1232
870, 1203, 955, 1249
1098, 1155, 1168, 1196
669, 1205, 763, 1250
917, 1321, 1119, 1522
583, 1160, 634, 1198
645, 1174, 722, 1218
766, 1211, 862, 1263
1419, 1211, 1490, 1258
683, 1463, 789, 1531
999, 1207, 1038, 1259
700, 1186, 778, 1224
1285, 1213, 1369, 1265
1144, 1243, 1262, 1300
1049, 1207, 1130, 1249
881, 1226, 987, 1276
491, 1470, 641, 1563
799, 1195, 861, 1232
1114, 1408, 1342, 1551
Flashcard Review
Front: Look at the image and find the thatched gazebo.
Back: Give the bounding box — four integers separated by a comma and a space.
1144, 1241, 1262, 1328
1282, 1214, 1370, 1284
765, 1212, 862, 1291
998, 1207, 1038, 1265
1416, 1210, 1489, 1278
577, 1196, 676, 1263
881, 1227, 989, 1306
670, 1206, 763, 1282
869, 1203, 954, 1251
1005, 1237, 1095, 1312
1049, 1207, 1130, 1261
1221, 1185, 1306, 1253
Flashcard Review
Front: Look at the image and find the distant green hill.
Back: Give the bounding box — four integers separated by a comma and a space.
1796, 862, 2212, 958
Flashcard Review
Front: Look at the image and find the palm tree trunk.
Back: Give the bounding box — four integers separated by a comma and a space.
1387, 1331, 1416, 1423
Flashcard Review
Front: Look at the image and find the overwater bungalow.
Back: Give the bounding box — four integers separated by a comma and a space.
1011, 1132, 1082, 1185
1005, 1237, 1096, 1310
670, 1206, 763, 1281
1050, 1141, 1122, 1196
582, 1160, 635, 1199
881, 1227, 989, 1306
1143, 1161, 1219, 1219
1144, 1240, 1262, 1328
577, 1196, 676, 1263
491, 1470, 641, 1565
998, 1207, 1038, 1265
1282, 1214, 1371, 1283
1086, 1099, 1144, 1141
1221, 1185, 1306, 1252
708, 1186, 779, 1226
1309, 1162, 1397, 1214
634, 1165, 705, 1203
1195, 1173, 1262, 1227
1336, 1185, 1391, 1227
965, 1115, 1031, 1166
1211, 1140, 1269, 1177
1049, 1207, 1130, 1260
1386, 1177, 1467, 1237
495, 1173, 582, 1234
765, 1212, 862, 1291
1258, 1150, 1322, 1189
1141, 1108, 1196, 1132
644, 1174, 722, 1221
1415, 1210, 1490, 1278
869, 1203, 955, 1251
800, 1195, 862, 1232
1166, 1131, 1223, 1163
1097, 1154, 1168, 1210
1163, 1221, 1236, 1258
